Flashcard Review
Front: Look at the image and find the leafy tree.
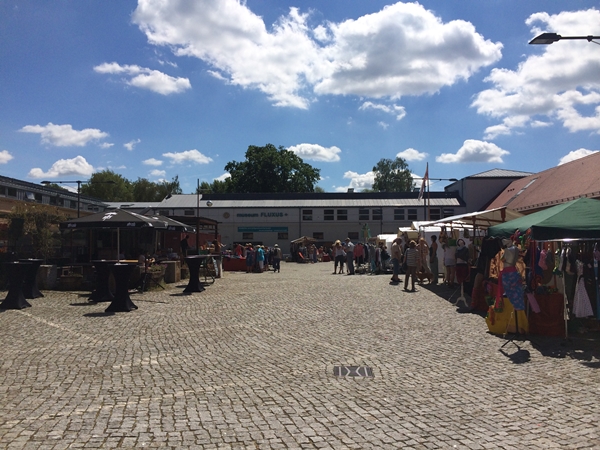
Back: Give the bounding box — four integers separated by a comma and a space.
372, 157, 413, 192
224, 144, 320, 193
131, 178, 160, 202
314, 186, 325, 193
156, 175, 182, 200
80, 170, 133, 202
196, 179, 230, 194
8, 204, 66, 262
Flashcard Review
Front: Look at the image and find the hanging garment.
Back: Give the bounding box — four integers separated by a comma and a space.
497, 266, 525, 310
573, 260, 594, 318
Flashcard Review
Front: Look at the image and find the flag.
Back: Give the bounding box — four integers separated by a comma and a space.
418, 163, 429, 201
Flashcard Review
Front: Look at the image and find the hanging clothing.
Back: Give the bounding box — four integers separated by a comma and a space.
573, 260, 594, 318
497, 266, 525, 310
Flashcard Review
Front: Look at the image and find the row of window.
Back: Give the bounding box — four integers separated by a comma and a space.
302, 208, 453, 221
0, 185, 100, 211
241, 231, 364, 242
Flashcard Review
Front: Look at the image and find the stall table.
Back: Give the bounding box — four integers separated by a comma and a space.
183, 256, 206, 293
105, 263, 138, 313
19, 259, 44, 299
1, 262, 31, 310
89, 260, 117, 302
222, 256, 246, 272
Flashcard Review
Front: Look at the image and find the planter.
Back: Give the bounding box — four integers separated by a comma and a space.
37, 265, 58, 290
58, 274, 83, 291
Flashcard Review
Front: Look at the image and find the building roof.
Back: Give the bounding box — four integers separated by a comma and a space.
156, 192, 464, 209
467, 169, 533, 178
486, 152, 600, 212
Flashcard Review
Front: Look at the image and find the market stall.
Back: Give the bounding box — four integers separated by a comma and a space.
488, 197, 600, 337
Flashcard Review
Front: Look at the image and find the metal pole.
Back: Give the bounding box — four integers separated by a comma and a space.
196, 179, 200, 251
77, 181, 81, 218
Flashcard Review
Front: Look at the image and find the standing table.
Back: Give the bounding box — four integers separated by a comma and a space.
105, 263, 138, 313
89, 260, 117, 302
183, 256, 206, 293
19, 259, 44, 299
1, 262, 31, 310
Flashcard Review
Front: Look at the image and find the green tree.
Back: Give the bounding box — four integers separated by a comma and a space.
8, 204, 66, 262
196, 179, 230, 194
314, 186, 325, 193
80, 170, 133, 202
156, 175, 182, 200
372, 157, 413, 192
131, 178, 160, 202
224, 144, 320, 193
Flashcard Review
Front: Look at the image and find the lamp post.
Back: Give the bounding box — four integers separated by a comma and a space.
196, 180, 215, 249
41, 179, 115, 218
529, 33, 600, 45
425, 178, 458, 221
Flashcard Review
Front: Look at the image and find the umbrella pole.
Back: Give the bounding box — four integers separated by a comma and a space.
117, 229, 120, 261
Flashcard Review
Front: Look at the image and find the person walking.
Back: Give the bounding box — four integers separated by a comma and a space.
256, 245, 265, 272
272, 244, 282, 273
345, 238, 355, 275
390, 237, 403, 283
429, 235, 439, 285
180, 234, 190, 257
333, 240, 345, 274
403, 240, 420, 291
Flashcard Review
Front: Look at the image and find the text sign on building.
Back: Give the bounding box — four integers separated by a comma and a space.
236, 212, 288, 218
238, 227, 289, 233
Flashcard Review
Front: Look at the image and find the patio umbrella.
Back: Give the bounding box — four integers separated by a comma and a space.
60, 210, 170, 260
146, 215, 196, 233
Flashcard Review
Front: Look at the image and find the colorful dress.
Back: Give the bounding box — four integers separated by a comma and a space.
573, 260, 594, 318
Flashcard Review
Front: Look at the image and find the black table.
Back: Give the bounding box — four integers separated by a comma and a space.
105, 263, 138, 313
0, 262, 31, 310
19, 258, 44, 299
89, 260, 117, 302
183, 256, 206, 293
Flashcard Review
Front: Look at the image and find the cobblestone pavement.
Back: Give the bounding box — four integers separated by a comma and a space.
1, 262, 599, 449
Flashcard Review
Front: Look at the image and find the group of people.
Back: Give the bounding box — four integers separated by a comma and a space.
331, 238, 357, 274
232, 243, 284, 273
387, 234, 473, 291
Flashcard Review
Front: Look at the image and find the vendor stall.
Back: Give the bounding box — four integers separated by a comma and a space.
488, 197, 600, 337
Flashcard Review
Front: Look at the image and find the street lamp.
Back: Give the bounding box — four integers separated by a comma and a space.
529, 33, 600, 45
426, 178, 458, 221
41, 179, 115, 218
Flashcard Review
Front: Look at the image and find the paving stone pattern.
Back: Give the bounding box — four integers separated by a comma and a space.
1, 262, 599, 449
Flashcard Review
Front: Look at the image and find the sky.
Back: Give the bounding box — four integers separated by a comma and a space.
1, 1, 599, 194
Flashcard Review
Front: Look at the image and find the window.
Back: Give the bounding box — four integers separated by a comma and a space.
35, 193, 43, 202
407, 208, 418, 220
0, 186, 5, 195
443, 208, 454, 218
158, 210, 169, 216
313, 232, 324, 240
25, 192, 35, 201
358, 209, 370, 221
277, 232, 288, 240
372, 208, 382, 221
302, 209, 313, 221
7, 187, 16, 197
49, 196, 57, 205
394, 209, 405, 220
87, 204, 94, 210
348, 232, 359, 241
184, 209, 194, 216
337, 209, 348, 221
429, 208, 441, 221
324, 209, 334, 221
242, 232, 254, 240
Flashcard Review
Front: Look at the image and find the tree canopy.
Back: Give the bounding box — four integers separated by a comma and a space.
224, 144, 320, 193
80, 170, 182, 202
372, 157, 413, 192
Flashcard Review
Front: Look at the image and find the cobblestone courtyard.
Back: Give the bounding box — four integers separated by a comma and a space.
1, 262, 599, 449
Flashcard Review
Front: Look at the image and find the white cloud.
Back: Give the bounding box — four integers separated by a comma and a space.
99, 142, 114, 149
0, 150, 14, 164
436, 139, 509, 163
149, 169, 167, 177
377, 121, 389, 130
143, 158, 163, 166
472, 8, 600, 136
19, 123, 108, 147
132, 0, 501, 108
94, 62, 191, 95
334, 170, 375, 192
396, 148, 427, 162
483, 115, 529, 140
215, 172, 230, 182
288, 143, 341, 162
162, 149, 213, 164
124, 139, 141, 151
558, 148, 599, 165
28, 156, 95, 178
359, 101, 406, 120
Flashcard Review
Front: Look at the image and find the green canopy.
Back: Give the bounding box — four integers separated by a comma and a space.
487, 197, 600, 241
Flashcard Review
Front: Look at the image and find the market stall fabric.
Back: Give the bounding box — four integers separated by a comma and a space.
488, 197, 600, 336
487, 198, 600, 241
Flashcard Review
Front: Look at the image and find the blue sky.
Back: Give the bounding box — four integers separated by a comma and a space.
1, 0, 599, 194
